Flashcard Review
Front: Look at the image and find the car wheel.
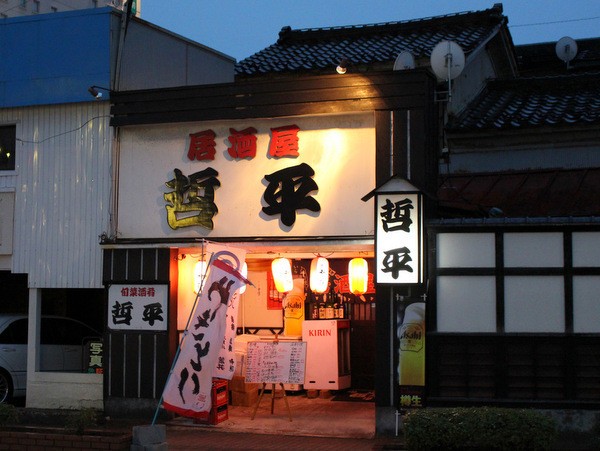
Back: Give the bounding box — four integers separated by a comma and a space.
0, 370, 13, 404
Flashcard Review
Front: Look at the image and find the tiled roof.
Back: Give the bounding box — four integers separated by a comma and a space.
437, 168, 600, 218
235, 4, 506, 76
446, 72, 600, 131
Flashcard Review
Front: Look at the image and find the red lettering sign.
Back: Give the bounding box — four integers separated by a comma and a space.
227, 127, 258, 159
308, 330, 332, 337
188, 129, 217, 161
268, 124, 300, 158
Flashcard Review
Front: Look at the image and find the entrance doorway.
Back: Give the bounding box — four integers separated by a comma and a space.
170, 244, 378, 437
349, 302, 376, 389
239, 257, 376, 392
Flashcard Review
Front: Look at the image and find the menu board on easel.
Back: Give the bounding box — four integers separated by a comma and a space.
246, 341, 307, 384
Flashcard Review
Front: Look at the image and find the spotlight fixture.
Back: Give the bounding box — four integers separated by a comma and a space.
87, 85, 110, 100
336, 58, 348, 74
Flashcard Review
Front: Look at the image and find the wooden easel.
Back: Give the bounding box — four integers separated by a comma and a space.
250, 335, 293, 422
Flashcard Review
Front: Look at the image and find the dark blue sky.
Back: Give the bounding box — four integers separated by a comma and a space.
141, 0, 600, 61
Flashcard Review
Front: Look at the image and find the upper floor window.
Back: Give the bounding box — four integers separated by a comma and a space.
0, 125, 16, 171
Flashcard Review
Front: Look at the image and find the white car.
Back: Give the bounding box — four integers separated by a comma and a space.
0, 315, 101, 403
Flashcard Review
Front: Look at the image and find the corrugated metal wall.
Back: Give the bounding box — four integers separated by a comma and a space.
0, 101, 112, 288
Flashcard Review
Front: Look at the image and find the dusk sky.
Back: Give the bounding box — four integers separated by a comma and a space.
141, 1, 600, 61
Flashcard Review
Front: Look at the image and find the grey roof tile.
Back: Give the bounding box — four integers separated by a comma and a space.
235, 5, 506, 76
447, 72, 600, 131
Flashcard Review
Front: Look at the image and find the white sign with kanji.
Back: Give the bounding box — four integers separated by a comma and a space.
107, 284, 168, 331
376, 191, 423, 284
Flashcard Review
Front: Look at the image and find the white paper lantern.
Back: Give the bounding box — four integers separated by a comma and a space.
272, 257, 293, 293
309, 256, 329, 293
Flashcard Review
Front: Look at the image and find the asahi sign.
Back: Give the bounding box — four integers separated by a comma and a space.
374, 179, 423, 284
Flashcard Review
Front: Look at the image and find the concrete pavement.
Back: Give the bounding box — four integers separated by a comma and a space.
164, 426, 405, 450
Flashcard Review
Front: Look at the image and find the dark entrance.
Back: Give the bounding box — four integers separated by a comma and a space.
349, 302, 376, 388
0, 272, 28, 313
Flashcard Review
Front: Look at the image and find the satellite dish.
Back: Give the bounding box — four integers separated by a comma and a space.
555, 36, 578, 63
430, 40, 465, 81
393, 51, 415, 71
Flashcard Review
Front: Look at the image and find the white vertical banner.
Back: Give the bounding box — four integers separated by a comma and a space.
162, 256, 249, 418
210, 244, 246, 380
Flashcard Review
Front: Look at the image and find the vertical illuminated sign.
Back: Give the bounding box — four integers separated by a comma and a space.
375, 190, 423, 284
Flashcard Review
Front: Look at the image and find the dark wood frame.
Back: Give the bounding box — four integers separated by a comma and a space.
427, 224, 600, 408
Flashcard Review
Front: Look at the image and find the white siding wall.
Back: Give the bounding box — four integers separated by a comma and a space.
0, 102, 112, 288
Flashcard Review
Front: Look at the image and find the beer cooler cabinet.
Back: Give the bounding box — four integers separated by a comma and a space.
302, 319, 351, 390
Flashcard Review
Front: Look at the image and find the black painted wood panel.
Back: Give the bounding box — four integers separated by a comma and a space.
108, 333, 124, 397
427, 334, 600, 407
111, 72, 435, 126
103, 248, 174, 401
127, 249, 142, 281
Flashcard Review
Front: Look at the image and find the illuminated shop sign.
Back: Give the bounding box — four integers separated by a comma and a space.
164, 124, 320, 230
375, 182, 423, 284
118, 113, 375, 239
